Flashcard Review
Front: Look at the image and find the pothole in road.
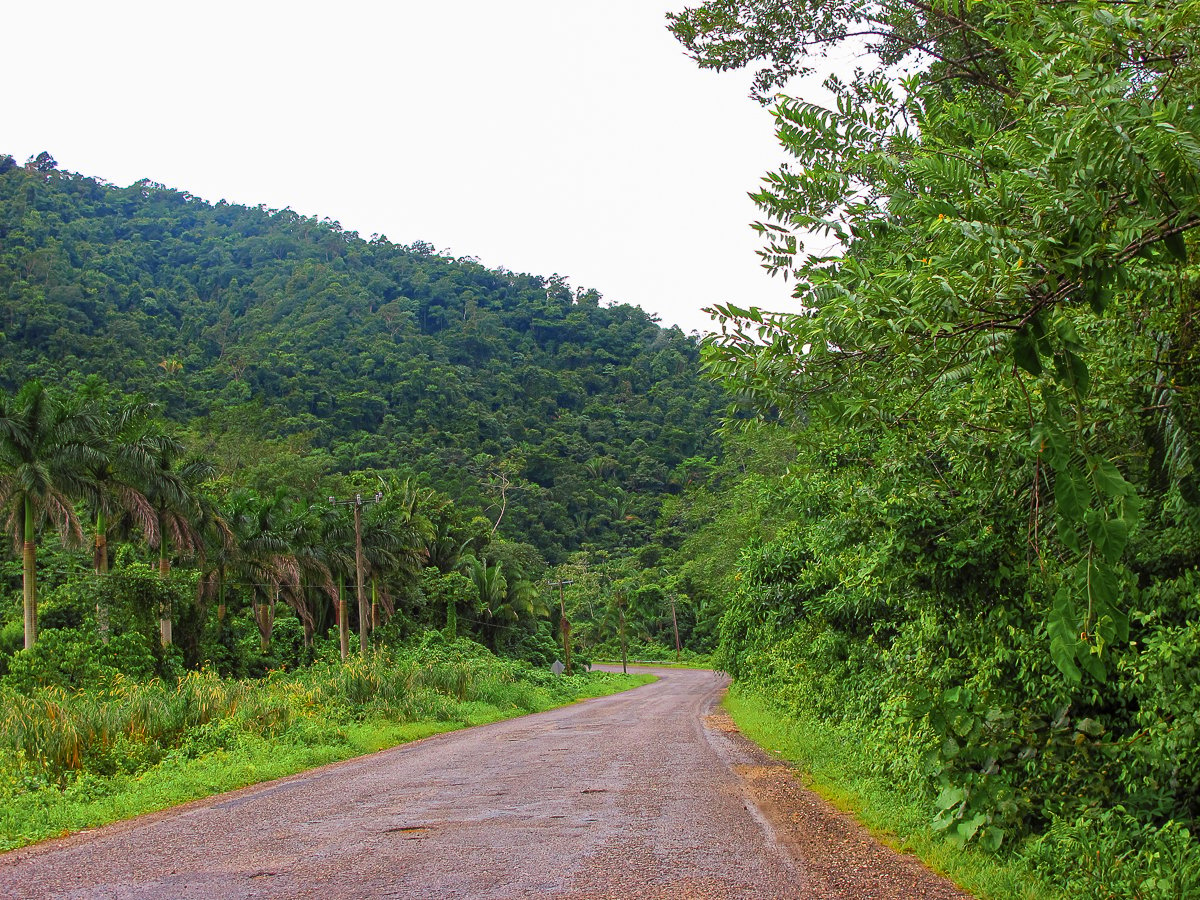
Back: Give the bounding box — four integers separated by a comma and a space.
382, 825, 433, 838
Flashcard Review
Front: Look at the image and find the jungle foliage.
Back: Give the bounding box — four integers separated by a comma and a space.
670, 0, 1200, 895
0, 150, 722, 833
0, 157, 722, 562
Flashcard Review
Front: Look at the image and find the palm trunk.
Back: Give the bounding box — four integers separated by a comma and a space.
94, 509, 110, 643
158, 519, 172, 648
354, 503, 368, 654
446, 595, 457, 640
371, 577, 379, 630
337, 577, 350, 661
22, 496, 36, 649
256, 586, 276, 653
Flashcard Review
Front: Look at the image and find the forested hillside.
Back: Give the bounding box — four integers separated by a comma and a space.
0, 151, 722, 755
0, 152, 721, 561
669, 1, 1200, 897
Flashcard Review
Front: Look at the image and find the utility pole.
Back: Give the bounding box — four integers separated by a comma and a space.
547, 579, 574, 675
329, 490, 383, 655
669, 593, 681, 663
616, 589, 628, 675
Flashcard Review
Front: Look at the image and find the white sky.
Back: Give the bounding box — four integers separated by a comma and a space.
6, 1, 854, 335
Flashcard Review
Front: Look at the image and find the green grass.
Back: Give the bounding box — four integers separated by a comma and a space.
723, 685, 1066, 900
593, 659, 713, 670
0, 668, 653, 851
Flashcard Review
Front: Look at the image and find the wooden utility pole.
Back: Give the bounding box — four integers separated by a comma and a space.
669, 593, 681, 663
618, 591, 628, 675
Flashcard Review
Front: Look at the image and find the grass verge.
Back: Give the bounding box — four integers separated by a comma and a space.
723, 685, 1066, 900
0, 666, 653, 851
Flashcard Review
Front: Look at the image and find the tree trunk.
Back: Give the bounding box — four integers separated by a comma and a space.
558, 582, 572, 675
446, 596, 457, 640
256, 589, 276, 653
94, 510, 110, 643
355, 503, 368, 654
22, 497, 36, 649
670, 595, 681, 663
159, 536, 172, 648
22, 546, 36, 649
337, 578, 350, 661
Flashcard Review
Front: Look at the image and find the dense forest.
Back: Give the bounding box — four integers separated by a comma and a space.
0, 152, 725, 688
0, 150, 722, 563
4, 0, 1200, 895
667, 1, 1200, 897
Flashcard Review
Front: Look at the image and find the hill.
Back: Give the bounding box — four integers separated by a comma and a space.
0, 152, 723, 561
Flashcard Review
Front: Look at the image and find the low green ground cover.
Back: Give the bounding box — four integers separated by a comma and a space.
0, 637, 651, 850
590, 638, 712, 668
725, 686, 1066, 900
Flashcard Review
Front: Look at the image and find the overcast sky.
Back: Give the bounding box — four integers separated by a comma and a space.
6, 1, 854, 335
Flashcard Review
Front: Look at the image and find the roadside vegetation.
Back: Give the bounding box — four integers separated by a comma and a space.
726, 688, 1066, 900
5, 2, 1200, 894
0, 632, 649, 850
669, 1, 1200, 897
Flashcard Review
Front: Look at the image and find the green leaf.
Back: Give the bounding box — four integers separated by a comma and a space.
1063, 350, 1089, 398
1054, 319, 1084, 352
1057, 516, 1081, 552
1164, 230, 1188, 262
936, 785, 965, 810
1080, 650, 1107, 681
1086, 515, 1129, 564
1055, 471, 1091, 523
980, 826, 1005, 853
1048, 586, 1083, 683
1083, 558, 1119, 608
1091, 458, 1131, 499
955, 814, 987, 845
1012, 326, 1042, 375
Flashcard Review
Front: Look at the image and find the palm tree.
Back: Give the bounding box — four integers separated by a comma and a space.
141, 440, 213, 647
462, 556, 548, 649
463, 555, 509, 648
363, 482, 433, 630
276, 497, 337, 653
0, 381, 102, 647
315, 507, 356, 660
78, 390, 162, 640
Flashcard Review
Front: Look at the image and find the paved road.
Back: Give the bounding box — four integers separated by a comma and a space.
0, 668, 968, 899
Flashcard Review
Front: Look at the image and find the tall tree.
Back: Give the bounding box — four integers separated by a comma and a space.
142, 440, 213, 647
674, 0, 1200, 679
78, 387, 163, 639
0, 381, 101, 647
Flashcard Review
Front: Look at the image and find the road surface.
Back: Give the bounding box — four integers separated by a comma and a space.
0, 667, 968, 899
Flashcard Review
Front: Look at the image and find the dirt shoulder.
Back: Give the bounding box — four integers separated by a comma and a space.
704, 704, 971, 900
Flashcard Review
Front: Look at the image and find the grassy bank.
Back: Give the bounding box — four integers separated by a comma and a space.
0, 644, 652, 851
724, 685, 1066, 900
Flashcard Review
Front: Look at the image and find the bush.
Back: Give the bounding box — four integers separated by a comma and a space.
2, 628, 156, 693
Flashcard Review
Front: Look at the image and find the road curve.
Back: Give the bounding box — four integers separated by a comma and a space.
0, 668, 968, 899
